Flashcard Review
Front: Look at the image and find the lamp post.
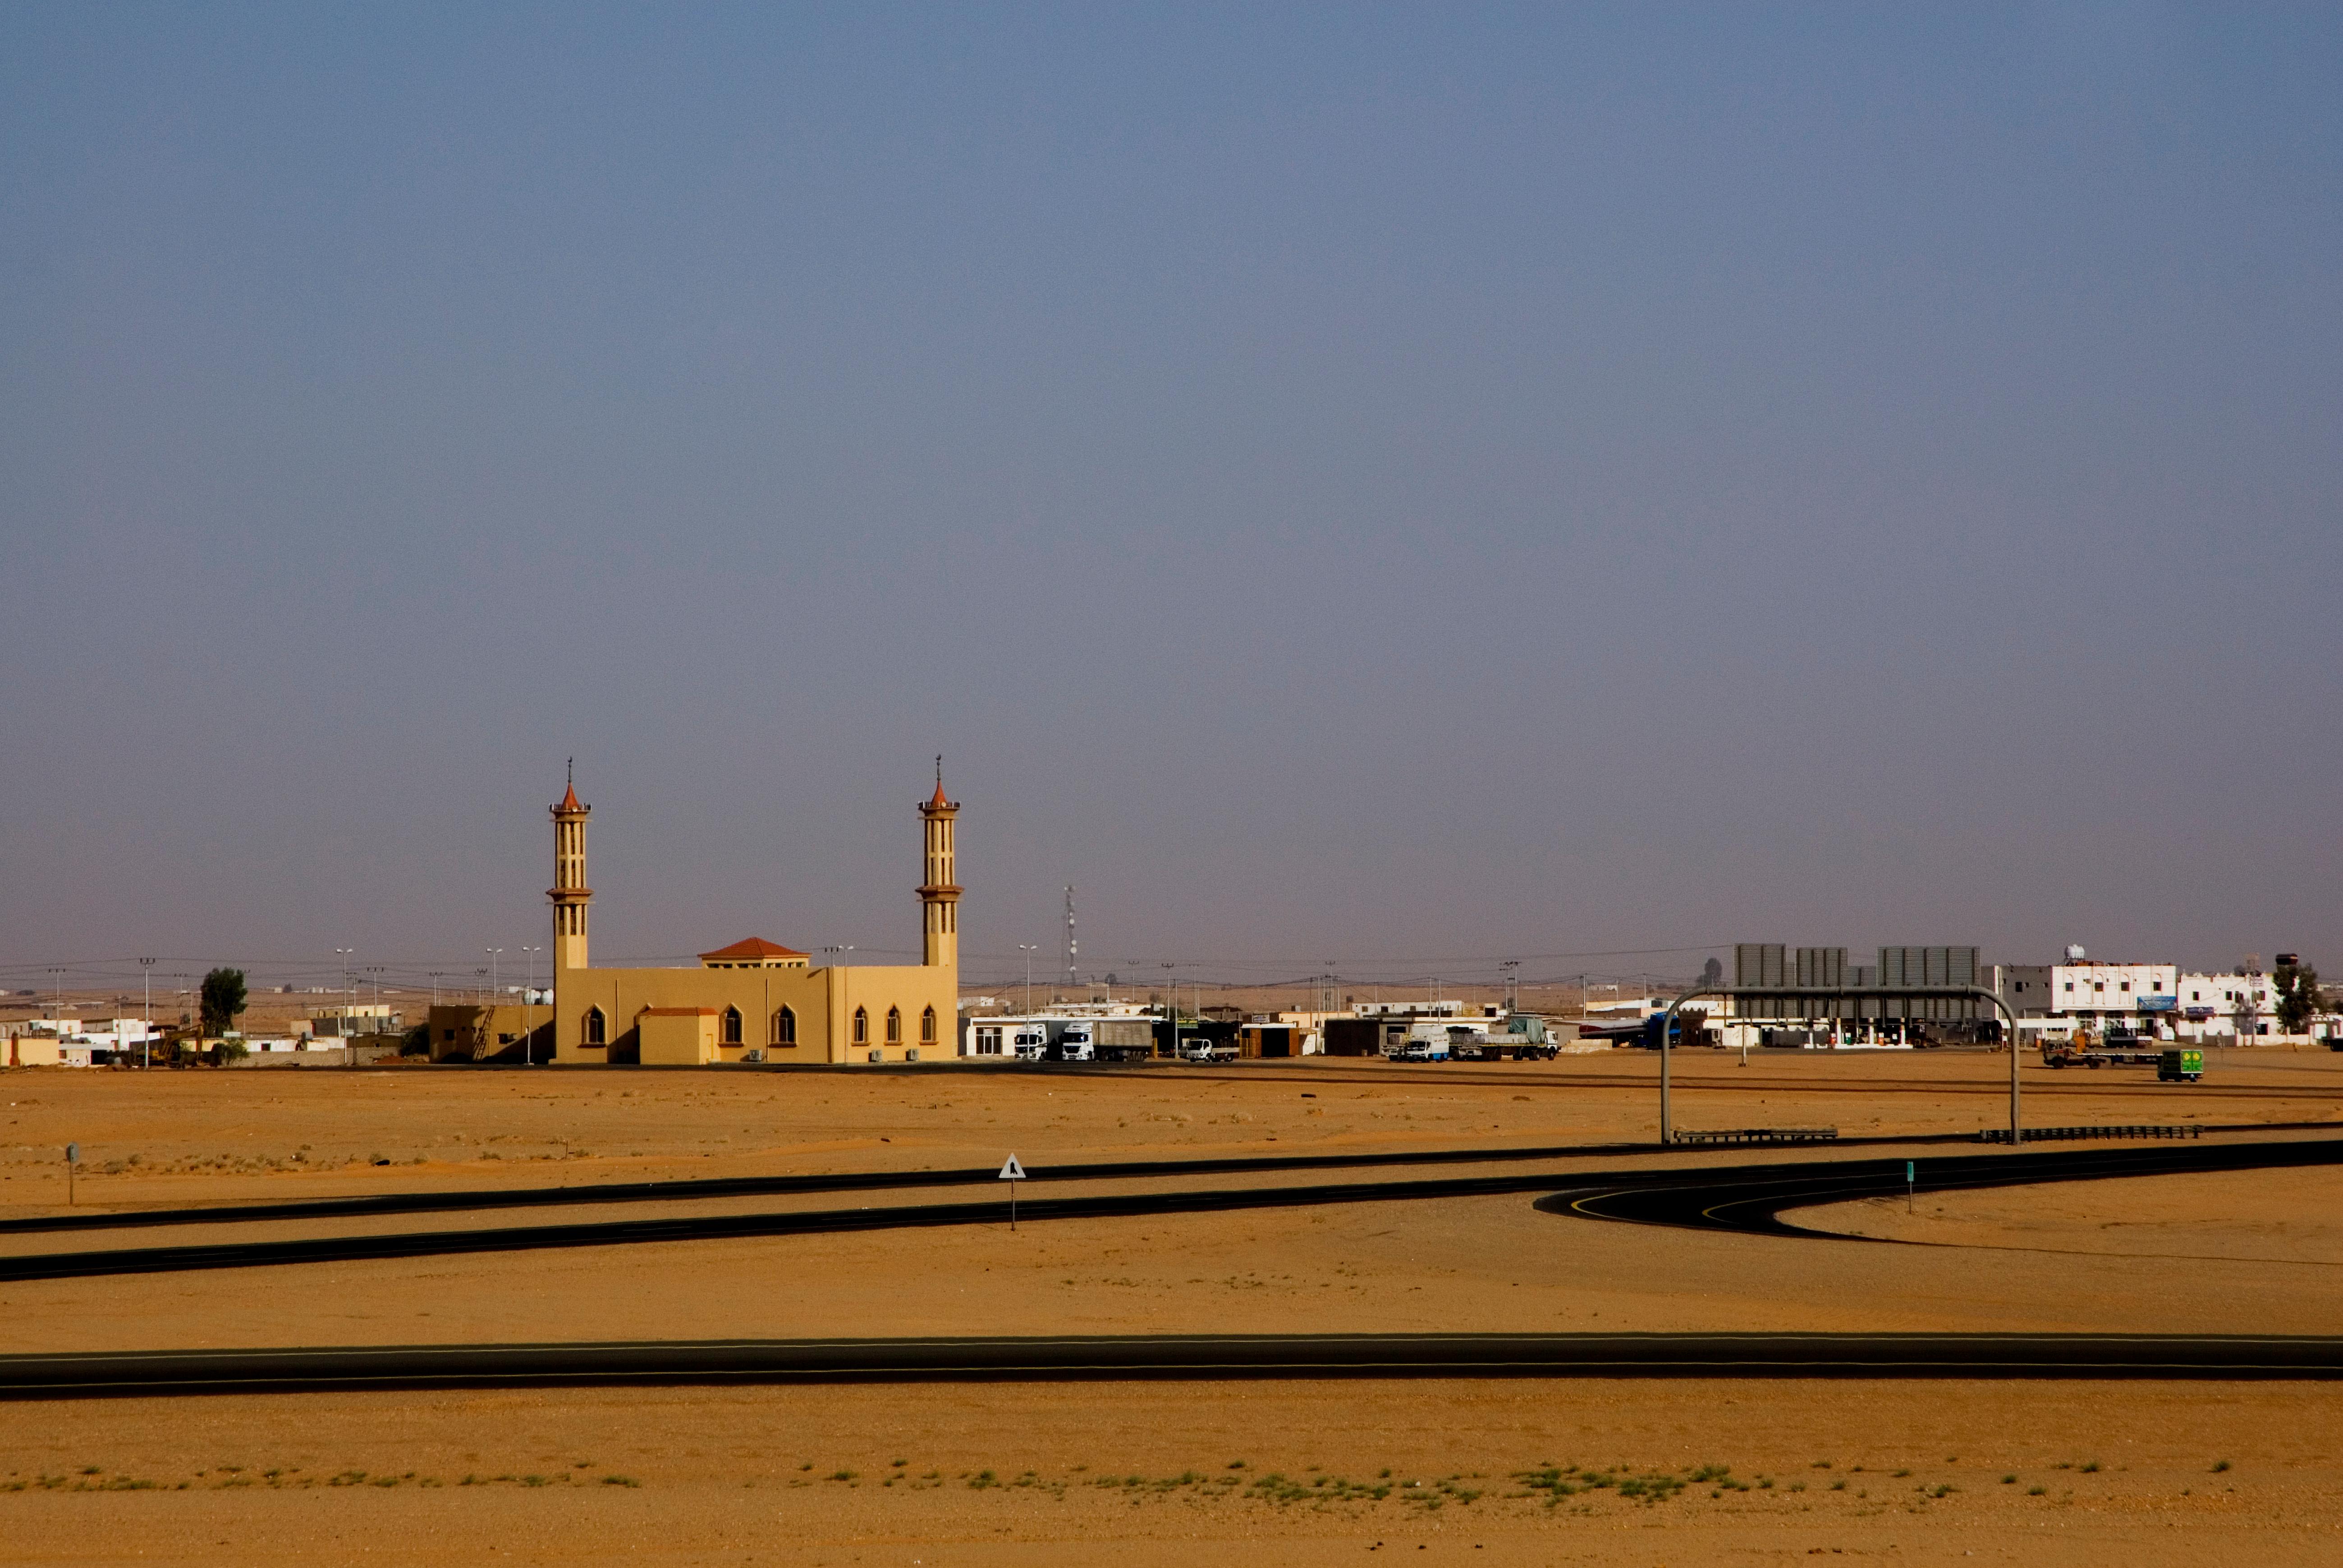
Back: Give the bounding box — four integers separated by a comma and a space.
520, 946, 542, 1064
487, 949, 503, 1009
334, 949, 353, 1033
1018, 945, 1038, 1015
138, 958, 156, 1070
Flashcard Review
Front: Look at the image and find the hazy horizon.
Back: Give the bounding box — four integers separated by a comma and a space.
5, 5, 2337, 995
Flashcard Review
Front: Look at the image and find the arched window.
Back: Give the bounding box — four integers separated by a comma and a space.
771, 1006, 796, 1046
583, 1007, 606, 1047
852, 1006, 867, 1045
921, 1005, 937, 1044
721, 1006, 743, 1045
885, 1006, 902, 1044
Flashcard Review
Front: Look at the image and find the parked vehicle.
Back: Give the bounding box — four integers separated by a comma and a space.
1043, 1024, 1095, 1062
2157, 1048, 2204, 1083
1011, 1027, 1048, 1061
1395, 1038, 1449, 1062
2040, 1036, 2163, 1070
1178, 1037, 1235, 1063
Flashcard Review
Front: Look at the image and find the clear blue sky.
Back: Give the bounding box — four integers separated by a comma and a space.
4, 4, 2337, 993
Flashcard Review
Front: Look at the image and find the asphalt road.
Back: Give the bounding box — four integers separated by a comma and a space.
4, 1331, 2339, 1399
0, 1129, 1963, 1238
6, 1138, 2339, 1284
1551, 1137, 2343, 1235
11, 1119, 2335, 1240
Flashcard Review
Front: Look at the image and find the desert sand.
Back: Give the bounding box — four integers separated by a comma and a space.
2, 1047, 2338, 1563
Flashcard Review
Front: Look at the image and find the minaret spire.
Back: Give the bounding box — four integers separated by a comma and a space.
918, 762, 961, 969
550, 766, 592, 971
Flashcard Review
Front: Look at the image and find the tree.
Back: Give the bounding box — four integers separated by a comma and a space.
2274, 960, 2321, 1036
199, 968, 247, 1037
1699, 957, 1724, 988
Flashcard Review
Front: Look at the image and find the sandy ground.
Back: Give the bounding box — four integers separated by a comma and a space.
6, 1048, 2337, 1208
2, 1051, 2339, 1562
3, 1381, 2338, 1566
1796, 1164, 2343, 1265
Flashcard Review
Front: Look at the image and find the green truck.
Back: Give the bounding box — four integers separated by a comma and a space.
2157, 1048, 2204, 1083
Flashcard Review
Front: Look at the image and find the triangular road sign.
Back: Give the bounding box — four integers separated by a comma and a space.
998, 1154, 1027, 1180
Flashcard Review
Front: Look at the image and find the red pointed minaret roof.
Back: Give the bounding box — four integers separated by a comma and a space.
925, 754, 954, 810
697, 937, 808, 962
554, 757, 587, 814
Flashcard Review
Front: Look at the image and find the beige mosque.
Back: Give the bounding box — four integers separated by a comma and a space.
547, 766, 961, 1065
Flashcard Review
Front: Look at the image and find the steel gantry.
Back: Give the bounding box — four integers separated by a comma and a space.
1656, 985, 2026, 1146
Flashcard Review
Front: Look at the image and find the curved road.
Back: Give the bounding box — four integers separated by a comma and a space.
6, 1137, 2338, 1285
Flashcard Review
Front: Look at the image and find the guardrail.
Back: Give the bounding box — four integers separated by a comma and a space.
1977, 1124, 2204, 1143
1668, 1126, 1839, 1146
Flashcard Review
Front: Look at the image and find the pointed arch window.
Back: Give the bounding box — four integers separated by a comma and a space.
771, 1006, 796, 1046
920, 1005, 937, 1044
721, 1006, 743, 1046
852, 1006, 868, 1045
885, 1006, 902, 1044
583, 1006, 606, 1047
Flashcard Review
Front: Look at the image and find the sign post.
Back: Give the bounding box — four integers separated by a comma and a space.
66, 1143, 78, 1207
998, 1154, 1026, 1231
1907, 1159, 1915, 1215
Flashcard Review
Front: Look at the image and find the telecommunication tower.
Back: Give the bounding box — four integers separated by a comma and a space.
1064, 885, 1078, 987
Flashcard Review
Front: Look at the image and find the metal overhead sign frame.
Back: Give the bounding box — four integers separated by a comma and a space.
1655, 985, 2026, 1146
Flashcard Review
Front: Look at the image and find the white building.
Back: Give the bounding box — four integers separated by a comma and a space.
1352, 999, 1473, 1018
2048, 962, 2178, 1022
2174, 972, 2277, 1039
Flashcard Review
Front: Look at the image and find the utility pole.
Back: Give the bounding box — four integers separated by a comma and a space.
430, 972, 443, 1006
1503, 960, 1520, 1015
487, 948, 503, 1009
335, 949, 353, 1033
1064, 886, 1078, 991
138, 957, 156, 1070
1018, 946, 1038, 1015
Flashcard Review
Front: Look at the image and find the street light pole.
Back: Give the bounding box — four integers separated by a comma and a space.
138, 957, 156, 1070
520, 946, 541, 1065
1018, 945, 1038, 1015
335, 949, 353, 1035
